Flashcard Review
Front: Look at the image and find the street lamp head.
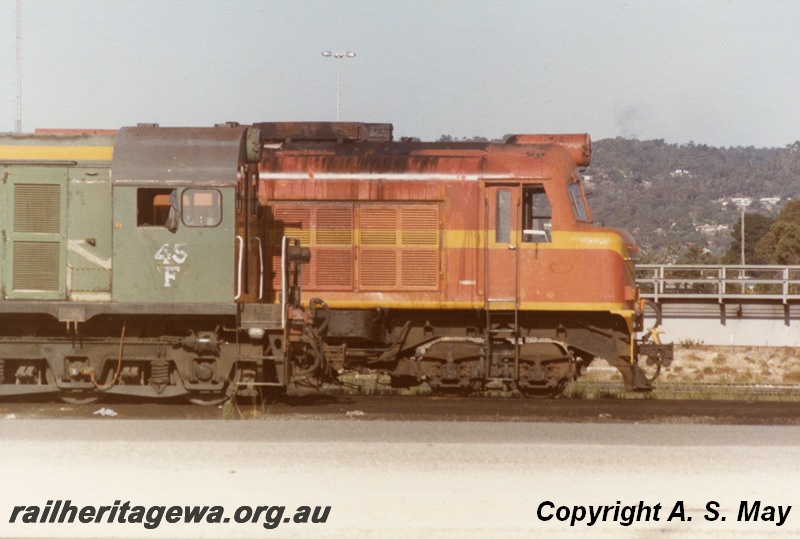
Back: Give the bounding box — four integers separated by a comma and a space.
322, 51, 356, 59
320, 50, 357, 121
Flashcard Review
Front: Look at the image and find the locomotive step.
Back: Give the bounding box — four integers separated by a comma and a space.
488, 329, 519, 335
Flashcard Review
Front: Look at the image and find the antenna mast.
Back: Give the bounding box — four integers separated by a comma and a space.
15, 0, 22, 133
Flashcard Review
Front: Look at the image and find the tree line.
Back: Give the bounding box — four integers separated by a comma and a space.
586, 138, 800, 265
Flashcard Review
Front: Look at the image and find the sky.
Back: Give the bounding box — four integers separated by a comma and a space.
1, 0, 799, 147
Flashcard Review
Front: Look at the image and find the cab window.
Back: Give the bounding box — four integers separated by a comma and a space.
495, 189, 512, 243
522, 185, 551, 243
182, 189, 221, 227
137, 188, 179, 232
568, 182, 589, 221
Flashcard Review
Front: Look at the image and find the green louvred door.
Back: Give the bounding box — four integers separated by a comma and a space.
5, 168, 67, 300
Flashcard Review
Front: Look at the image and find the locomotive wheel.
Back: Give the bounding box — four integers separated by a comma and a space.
186, 391, 228, 406
44, 369, 104, 405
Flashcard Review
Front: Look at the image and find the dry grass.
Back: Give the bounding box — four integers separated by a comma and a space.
580, 344, 800, 400
588, 345, 800, 386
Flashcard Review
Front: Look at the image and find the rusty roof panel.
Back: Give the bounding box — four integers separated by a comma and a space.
254, 122, 393, 143
259, 130, 591, 182
111, 124, 252, 186
505, 133, 591, 166
260, 153, 495, 179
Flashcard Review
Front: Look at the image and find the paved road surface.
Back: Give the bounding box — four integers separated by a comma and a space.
1, 418, 799, 538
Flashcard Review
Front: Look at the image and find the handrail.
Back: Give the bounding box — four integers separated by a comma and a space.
251, 236, 264, 301
281, 236, 288, 329
637, 264, 800, 303
234, 235, 244, 300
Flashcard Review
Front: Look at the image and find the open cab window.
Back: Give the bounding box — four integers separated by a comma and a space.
522, 185, 552, 243
137, 188, 179, 231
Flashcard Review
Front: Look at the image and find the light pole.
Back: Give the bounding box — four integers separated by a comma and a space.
321, 51, 356, 121
731, 198, 752, 265
732, 198, 752, 293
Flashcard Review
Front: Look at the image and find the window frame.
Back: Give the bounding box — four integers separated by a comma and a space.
522, 184, 552, 243
181, 188, 223, 228
568, 181, 590, 222
136, 188, 178, 230
495, 189, 512, 244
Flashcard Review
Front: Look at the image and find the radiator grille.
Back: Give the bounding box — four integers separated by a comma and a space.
13, 241, 60, 291
360, 250, 397, 288
269, 202, 440, 292
316, 207, 353, 245
360, 205, 440, 290
401, 207, 439, 245
13, 183, 61, 234
360, 207, 397, 245
401, 250, 439, 288
315, 249, 353, 288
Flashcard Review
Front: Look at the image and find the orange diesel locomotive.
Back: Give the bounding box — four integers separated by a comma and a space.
256, 122, 670, 395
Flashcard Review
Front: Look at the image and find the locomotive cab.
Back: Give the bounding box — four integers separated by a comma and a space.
0, 124, 311, 404
110, 124, 262, 305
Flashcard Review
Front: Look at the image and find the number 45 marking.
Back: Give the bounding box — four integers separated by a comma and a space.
155, 244, 188, 265
155, 244, 188, 287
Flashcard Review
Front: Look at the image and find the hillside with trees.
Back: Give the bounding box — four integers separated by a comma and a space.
579, 138, 800, 263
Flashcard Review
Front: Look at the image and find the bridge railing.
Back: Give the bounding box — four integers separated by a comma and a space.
637, 265, 800, 302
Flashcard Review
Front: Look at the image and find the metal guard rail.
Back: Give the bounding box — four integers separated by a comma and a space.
637, 265, 800, 303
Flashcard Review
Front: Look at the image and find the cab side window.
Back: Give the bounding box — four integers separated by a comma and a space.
522, 185, 551, 243
568, 182, 589, 221
137, 188, 179, 232
182, 189, 222, 227
495, 189, 512, 243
